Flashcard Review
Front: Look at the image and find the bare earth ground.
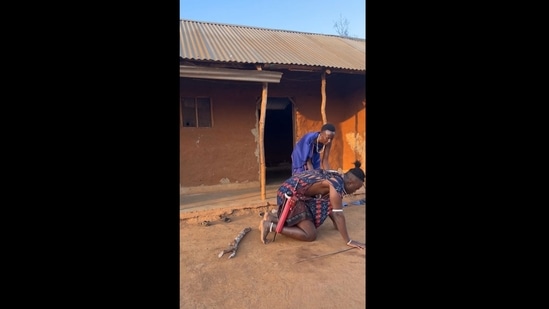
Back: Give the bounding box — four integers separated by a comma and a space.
180, 197, 366, 309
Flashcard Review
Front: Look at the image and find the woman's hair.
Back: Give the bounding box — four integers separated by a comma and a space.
347, 160, 365, 182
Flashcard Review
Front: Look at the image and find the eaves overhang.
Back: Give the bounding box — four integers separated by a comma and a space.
180, 65, 283, 83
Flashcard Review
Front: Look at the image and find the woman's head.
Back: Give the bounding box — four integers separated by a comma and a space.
344, 161, 365, 194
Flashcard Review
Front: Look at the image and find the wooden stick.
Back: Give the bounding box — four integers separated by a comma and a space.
294, 247, 354, 263
218, 227, 252, 259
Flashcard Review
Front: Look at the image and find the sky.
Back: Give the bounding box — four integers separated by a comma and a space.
180, 0, 366, 39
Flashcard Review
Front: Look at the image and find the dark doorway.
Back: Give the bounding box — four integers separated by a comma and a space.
259, 97, 294, 185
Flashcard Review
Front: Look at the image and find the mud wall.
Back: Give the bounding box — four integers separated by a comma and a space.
269, 72, 365, 173
180, 71, 365, 188
180, 78, 262, 187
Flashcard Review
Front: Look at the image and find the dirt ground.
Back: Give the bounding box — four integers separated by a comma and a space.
180, 197, 366, 309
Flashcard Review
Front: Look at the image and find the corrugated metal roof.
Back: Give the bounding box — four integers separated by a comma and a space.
180, 19, 365, 72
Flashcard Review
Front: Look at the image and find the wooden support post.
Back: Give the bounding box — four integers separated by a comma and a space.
321, 70, 328, 124
259, 82, 268, 200
256, 64, 268, 201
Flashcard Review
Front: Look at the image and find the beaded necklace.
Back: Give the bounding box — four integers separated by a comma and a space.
316, 135, 325, 153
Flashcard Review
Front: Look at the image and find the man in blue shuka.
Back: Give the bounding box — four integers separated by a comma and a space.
291, 123, 336, 175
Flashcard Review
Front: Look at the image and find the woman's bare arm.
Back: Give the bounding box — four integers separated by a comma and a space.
329, 184, 364, 249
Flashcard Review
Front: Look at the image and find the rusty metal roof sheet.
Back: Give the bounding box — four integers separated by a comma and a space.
180, 19, 365, 72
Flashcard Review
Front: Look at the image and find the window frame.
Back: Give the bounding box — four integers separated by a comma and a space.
180, 96, 213, 128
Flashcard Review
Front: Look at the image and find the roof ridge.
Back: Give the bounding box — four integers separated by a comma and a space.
180, 18, 364, 41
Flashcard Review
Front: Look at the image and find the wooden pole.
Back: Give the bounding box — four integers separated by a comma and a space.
259, 82, 268, 200
321, 70, 328, 124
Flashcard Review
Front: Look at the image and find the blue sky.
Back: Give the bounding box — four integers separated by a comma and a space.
180, 0, 366, 39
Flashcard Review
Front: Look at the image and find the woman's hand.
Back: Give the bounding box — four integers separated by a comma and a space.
346, 239, 365, 249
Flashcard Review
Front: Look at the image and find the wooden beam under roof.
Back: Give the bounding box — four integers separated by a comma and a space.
180, 65, 283, 83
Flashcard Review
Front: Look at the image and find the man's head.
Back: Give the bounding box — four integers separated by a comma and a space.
344, 161, 365, 194
319, 123, 336, 144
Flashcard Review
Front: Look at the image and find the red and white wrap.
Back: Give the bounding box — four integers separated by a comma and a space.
276, 192, 295, 234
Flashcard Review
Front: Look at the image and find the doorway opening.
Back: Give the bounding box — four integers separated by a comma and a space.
258, 97, 294, 185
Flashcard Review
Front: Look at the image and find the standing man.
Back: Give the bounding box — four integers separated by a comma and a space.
291, 123, 336, 175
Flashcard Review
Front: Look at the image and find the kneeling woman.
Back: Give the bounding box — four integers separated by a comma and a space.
260, 161, 365, 249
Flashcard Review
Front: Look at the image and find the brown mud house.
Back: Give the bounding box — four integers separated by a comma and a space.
180, 19, 365, 199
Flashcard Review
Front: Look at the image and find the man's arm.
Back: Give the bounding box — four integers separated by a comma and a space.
306, 159, 314, 171
292, 133, 314, 171
320, 143, 332, 170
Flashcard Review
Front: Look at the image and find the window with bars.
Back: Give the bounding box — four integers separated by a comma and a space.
181, 97, 212, 127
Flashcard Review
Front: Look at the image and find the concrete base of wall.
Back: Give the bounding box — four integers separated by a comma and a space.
180, 181, 260, 195
180, 181, 365, 195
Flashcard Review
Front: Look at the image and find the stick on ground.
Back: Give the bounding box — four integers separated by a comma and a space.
294, 247, 355, 263
218, 227, 252, 259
